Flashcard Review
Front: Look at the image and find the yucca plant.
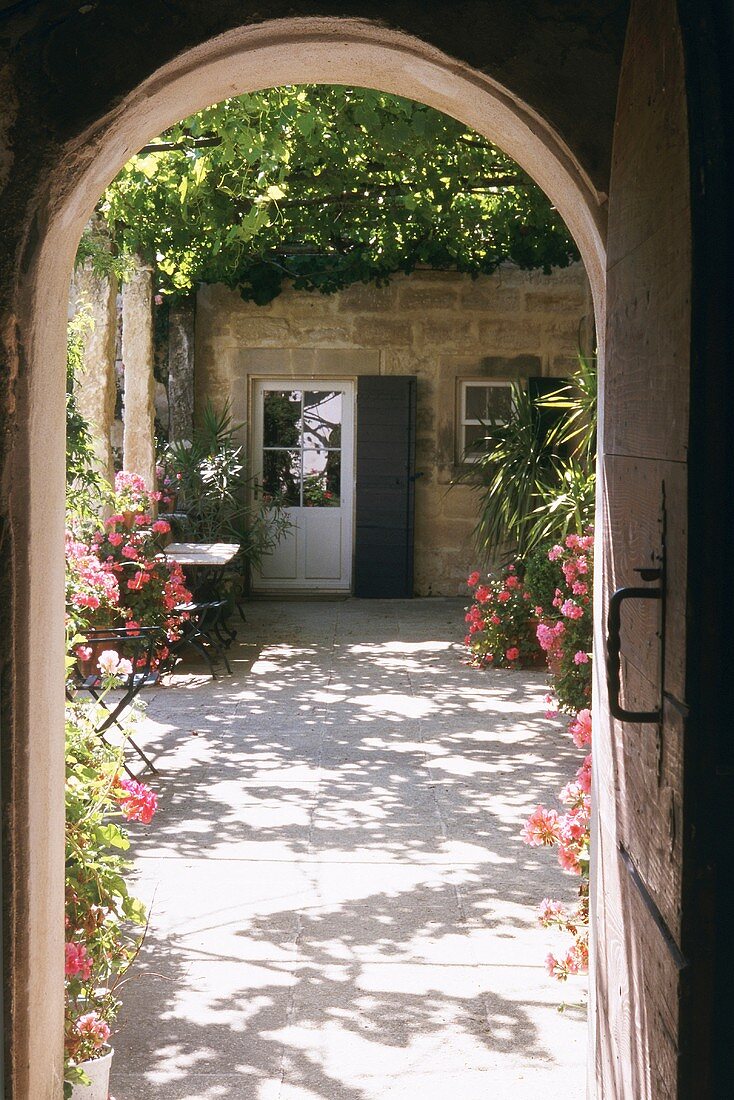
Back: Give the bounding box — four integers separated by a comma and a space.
459, 353, 596, 562
459, 382, 559, 561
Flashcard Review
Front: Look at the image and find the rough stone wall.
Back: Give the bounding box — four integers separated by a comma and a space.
121, 261, 156, 489
195, 263, 592, 595
70, 262, 118, 485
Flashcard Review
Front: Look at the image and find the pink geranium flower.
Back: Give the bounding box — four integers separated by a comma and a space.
538, 898, 565, 926
65, 941, 92, 980
568, 709, 592, 748
467, 571, 481, 587
116, 778, 158, 824
521, 806, 560, 847
77, 1012, 110, 1049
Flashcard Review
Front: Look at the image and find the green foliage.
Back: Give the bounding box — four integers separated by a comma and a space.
64, 691, 151, 1085
523, 542, 561, 613
545, 350, 597, 465
160, 401, 290, 572
462, 354, 596, 561
95, 85, 578, 304
460, 383, 558, 560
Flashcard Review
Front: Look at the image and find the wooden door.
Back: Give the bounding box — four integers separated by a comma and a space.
353, 375, 417, 598
252, 381, 354, 592
594, 1, 691, 1096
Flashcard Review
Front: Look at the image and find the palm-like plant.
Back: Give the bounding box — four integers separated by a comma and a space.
162, 401, 290, 568
460, 353, 596, 562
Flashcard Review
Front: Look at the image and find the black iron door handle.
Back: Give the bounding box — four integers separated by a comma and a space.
606, 586, 663, 722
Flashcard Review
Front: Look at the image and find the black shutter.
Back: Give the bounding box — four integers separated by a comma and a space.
528, 376, 569, 442
354, 376, 417, 598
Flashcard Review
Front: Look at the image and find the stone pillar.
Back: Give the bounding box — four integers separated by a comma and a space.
122, 258, 156, 489
168, 296, 196, 441
71, 264, 118, 485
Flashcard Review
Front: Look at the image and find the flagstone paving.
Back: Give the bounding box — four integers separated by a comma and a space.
112, 598, 586, 1100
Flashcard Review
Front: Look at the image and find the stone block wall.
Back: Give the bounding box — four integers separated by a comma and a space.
195, 263, 592, 595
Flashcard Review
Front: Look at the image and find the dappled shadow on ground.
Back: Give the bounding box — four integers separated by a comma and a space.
113, 599, 586, 1100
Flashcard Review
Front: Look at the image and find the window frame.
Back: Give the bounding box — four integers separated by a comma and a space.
457, 378, 515, 464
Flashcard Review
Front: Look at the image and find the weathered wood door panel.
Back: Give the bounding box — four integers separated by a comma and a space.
595, 1, 691, 1096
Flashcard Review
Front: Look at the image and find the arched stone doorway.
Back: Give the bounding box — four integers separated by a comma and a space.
1, 2, 728, 1096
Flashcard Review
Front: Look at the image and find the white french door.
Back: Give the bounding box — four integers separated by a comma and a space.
252, 380, 354, 591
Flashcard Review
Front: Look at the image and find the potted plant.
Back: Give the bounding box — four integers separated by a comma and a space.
64, 656, 158, 1098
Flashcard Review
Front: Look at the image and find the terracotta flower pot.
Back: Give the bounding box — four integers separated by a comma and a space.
70, 1047, 114, 1100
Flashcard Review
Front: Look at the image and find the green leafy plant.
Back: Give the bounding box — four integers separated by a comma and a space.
90, 85, 578, 305
64, 670, 157, 1095
461, 383, 558, 561
461, 354, 596, 562
160, 401, 290, 575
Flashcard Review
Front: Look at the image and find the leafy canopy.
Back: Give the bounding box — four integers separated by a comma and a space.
88, 85, 578, 304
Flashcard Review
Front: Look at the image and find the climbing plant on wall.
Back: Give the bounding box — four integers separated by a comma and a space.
83, 85, 578, 304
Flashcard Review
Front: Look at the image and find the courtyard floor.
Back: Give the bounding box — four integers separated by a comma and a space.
113, 598, 587, 1099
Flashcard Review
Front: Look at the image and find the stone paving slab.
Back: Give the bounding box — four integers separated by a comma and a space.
113, 599, 586, 1099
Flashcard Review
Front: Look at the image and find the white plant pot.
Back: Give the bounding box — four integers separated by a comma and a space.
70, 1047, 113, 1100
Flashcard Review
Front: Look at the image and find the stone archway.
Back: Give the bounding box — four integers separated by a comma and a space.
8, 16, 608, 1099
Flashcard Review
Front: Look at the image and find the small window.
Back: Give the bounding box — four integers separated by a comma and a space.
458, 380, 513, 462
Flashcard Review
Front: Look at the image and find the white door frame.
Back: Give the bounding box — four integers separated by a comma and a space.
251, 378, 355, 592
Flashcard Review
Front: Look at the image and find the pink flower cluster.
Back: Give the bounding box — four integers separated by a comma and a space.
116, 777, 158, 824
536, 619, 565, 655
65, 941, 92, 980
521, 706, 593, 981
463, 564, 540, 669
76, 1011, 110, 1049
545, 939, 589, 980
521, 806, 560, 847
67, 480, 192, 655
568, 708, 592, 748
65, 536, 120, 613
97, 650, 133, 679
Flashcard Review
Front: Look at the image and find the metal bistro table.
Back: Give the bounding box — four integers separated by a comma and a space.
162, 541, 240, 611
163, 542, 243, 676
164, 541, 241, 569
163, 540, 242, 605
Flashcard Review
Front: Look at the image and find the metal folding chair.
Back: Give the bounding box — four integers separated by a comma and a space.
167, 600, 233, 678
69, 626, 167, 776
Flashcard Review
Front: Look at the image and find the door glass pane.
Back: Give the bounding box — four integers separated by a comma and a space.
263, 450, 301, 505
303, 391, 342, 450
465, 384, 511, 424
303, 448, 341, 507
264, 390, 302, 447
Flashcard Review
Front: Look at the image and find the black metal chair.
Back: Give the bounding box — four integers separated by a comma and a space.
69, 626, 167, 776
166, 600, 233, 678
